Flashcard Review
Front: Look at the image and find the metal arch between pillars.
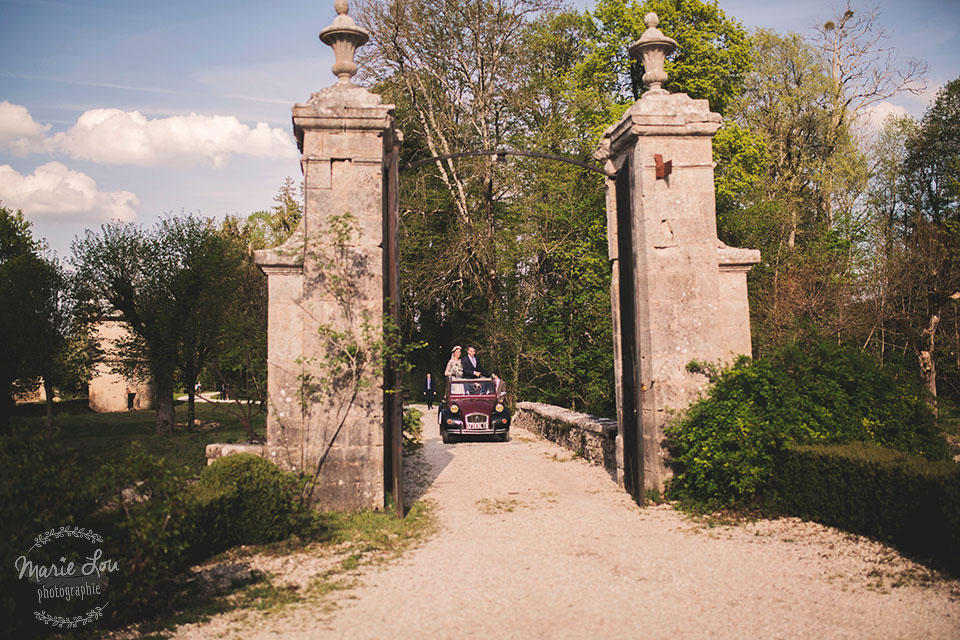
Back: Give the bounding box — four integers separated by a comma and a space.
402, 148, 616, 178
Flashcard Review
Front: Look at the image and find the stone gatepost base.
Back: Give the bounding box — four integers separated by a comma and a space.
205, 443, 384, 510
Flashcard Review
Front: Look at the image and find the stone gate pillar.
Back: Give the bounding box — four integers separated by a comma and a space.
206, 1, 399, 511
596, 14, 760, 498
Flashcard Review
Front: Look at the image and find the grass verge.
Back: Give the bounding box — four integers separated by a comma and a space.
12, 400, 264, 475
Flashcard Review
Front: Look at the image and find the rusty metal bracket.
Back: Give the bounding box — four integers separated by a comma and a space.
654, 154, 672, 179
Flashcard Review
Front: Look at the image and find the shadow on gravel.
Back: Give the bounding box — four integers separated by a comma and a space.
402, 408, 453, 507
401, 407, 517, 510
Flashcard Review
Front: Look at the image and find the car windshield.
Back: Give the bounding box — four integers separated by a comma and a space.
449, 380, 496, 396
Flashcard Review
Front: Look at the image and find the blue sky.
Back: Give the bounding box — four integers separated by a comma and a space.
1, 0, 958, 258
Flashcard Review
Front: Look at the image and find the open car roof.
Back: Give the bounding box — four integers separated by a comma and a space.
448, 378, 496, 396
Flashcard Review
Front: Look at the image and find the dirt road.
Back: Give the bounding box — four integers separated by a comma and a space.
180, 406, 960, 639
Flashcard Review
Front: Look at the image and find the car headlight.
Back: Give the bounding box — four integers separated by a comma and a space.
449, 404, 459, 414
495, 403, 504, 413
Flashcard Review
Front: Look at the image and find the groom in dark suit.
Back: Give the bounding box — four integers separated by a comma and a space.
461, 346, 482, 377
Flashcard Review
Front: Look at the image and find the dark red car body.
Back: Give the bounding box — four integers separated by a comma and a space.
438, 377, 510, 443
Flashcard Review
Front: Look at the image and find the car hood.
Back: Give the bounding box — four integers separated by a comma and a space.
449, 396, 500, 414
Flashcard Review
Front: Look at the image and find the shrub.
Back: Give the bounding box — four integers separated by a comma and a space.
3, 437, 308, 633
93, 446, 199, 618
93, 451, 305, 620
769, 443, 960, 574
196, 453, 303, 549
403, 407, 423, 451
0, 428, 97, 638
665, 341, 947, 508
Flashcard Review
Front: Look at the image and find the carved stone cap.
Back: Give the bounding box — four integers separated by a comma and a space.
628, 13, 678, 94
291, 95, 395, 152
595, 92, 721, 167
319, 0, 370, 86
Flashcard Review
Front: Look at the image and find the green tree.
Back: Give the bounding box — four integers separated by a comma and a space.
497, 9, 616, 413
209, 214, 269, 440
246, 176, 304, 248
903, 79, 960, 224
864, 81, 960, 409
175, 220, 248, 428
585, 0, 752, 114
0, 207, 78, 429
358, 0, 560, 397
72, 215, 238, 434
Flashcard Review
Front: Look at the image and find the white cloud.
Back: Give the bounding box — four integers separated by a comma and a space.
0, 162, 138, 221
0, 102, 297, 167
863, 101, 911, 131
51, 109, 297, 167
910, 83, 943, 111
0, 101, 52, 155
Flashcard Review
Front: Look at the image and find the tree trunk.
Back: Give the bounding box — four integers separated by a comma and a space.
187, 386, 196, 429
919, 312, 940, 416
154, 370, 176, 435
0, 381, 14, 433
43, 377, 55, 432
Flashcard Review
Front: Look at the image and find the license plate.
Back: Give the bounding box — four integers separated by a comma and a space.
465, 415, 488, 430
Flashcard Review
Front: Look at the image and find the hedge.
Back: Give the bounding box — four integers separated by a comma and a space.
768, 443, 960, 574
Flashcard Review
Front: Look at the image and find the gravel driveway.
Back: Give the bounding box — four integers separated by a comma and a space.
178, 406, 960, 639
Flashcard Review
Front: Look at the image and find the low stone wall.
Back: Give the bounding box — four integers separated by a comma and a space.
514, 402, 618, 479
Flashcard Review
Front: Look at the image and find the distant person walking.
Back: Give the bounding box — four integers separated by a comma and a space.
424, 373, 437, 410
462, 346, 482, 378
445, 346, 464, 382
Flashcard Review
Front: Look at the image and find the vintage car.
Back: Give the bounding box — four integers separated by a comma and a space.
438, 377, 510, 443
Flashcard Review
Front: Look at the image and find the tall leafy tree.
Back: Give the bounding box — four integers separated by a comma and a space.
72, 215, 238, 434
585, 0, 752, 114
863, 80, 960, 409
0, 207, 64, 427
209, 214, 269, 440
500, 9, 615, 413
174, 219, 247, 428
902, 79, 960, 224
358, 0, 555, 315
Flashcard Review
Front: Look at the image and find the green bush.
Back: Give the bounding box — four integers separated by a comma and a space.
769, 443, 960, 574
665, 341, 947, 507
403, 407, 423, 451
195, 453, 303, 549
93, 446, 200, 618
92, 452, 305, 621
0, 428, 97, 638
2, 435, 308, 633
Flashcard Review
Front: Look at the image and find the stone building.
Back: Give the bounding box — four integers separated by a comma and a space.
88, 318, 154, 413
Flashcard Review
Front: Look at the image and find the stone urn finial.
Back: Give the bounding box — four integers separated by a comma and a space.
628, 12, 678, 94
319, 0, 370, 85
